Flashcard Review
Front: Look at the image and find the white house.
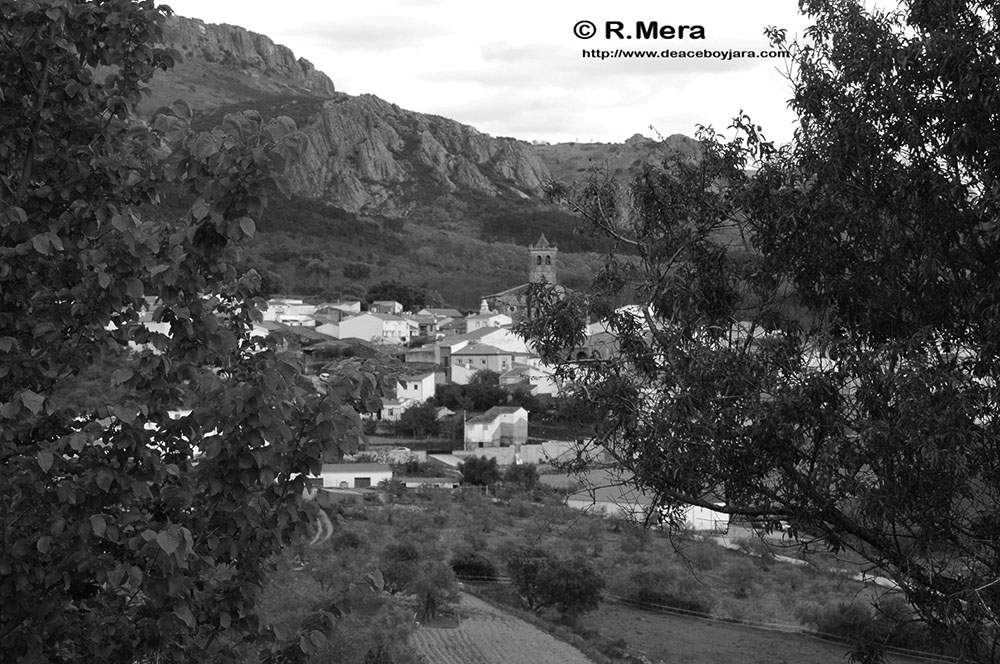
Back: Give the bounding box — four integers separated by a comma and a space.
315, 322, 340, 338
314, 463, 393, 489
338, 313, 417, 344
398, 477, 462, 490
377, 398, 417, 422
465, 312, 513, 332
397, 371, 436, 402
262, 298, 317, 326
464, 406, 529, 449
437, 327, 531, 379
451, 344, 530, 384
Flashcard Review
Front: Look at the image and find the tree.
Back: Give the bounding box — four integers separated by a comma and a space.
534, 557, 605, 623
505, 545, 552, 611
524, 0, 1000, 659
409, 561, 460, 621
459, 456, 501, 486
379, 542, 421, 595
396, 401, 440, 438
503, 463, 539, 492
366, 280, 436, 312
504, 545, 604, 620
0, 3, 379, 662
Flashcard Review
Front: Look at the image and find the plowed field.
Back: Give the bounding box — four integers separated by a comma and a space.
409, 593, 595, 664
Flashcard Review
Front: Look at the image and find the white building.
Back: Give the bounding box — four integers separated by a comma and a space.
261, 298, 316, 326
465, 406, 529, 449
397, 371, 436, 402
314, 463, 393, 489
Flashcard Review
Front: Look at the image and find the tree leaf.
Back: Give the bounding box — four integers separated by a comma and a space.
37, 450, 54, 473
20, 390, 44, 415
157, 530, 180, 555
239, 217, 255, 238
90, 514, 107, 538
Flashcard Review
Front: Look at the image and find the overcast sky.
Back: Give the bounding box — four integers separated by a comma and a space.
159, 0, 812, 144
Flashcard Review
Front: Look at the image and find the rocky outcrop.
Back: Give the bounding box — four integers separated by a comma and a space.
289, 95, 551, 214
162, 16, 335, 96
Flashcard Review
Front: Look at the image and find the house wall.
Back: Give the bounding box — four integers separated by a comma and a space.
404, 346, 437, 363
398, 374, 435, 402
339, 314, 383, 341
319, 468, 393, 489
450, 352, 516, 385
315, 322, 340, 338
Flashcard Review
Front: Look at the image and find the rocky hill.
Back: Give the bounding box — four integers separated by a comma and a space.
147, 16, 550, 218
143, 15, 689, 306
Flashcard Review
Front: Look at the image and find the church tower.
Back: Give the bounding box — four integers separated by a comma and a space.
528, 234, 557, 284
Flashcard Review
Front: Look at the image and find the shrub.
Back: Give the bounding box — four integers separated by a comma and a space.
504, 463, 539, 491
508, 499, 532, 518
626, 566, 713, 614
811, 602, 875, 639
450, 550, 498, 581
459, 456, 501, 486
680, 540, 722, 570
331, 529, 365, 551
724, 559, 760, 599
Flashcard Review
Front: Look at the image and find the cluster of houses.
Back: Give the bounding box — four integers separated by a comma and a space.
257, 235, 594, 451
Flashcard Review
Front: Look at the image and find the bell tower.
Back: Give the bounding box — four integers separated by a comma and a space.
528, 234, 557, 284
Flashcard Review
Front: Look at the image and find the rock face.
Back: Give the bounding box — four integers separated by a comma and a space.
162, 16, 335, 96
289, 94, 551, 214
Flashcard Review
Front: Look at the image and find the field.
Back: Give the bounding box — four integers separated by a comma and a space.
583, 601, 949, 664
261, 477, 958, 664
410, 593, 596, 664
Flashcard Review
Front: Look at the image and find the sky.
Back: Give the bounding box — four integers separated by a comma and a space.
158, 0, 813, 145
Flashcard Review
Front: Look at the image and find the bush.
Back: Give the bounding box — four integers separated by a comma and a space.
724, 559, 760, 599
625, 566, 714, 614
508, 499, 533, 518
331, 529, 366, 551
450, 550, 498, 581
459, 456, 501, 486
679, 540, 722, 570
504, 463, 539, 492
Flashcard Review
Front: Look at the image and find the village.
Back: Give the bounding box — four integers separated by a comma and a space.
244, 234, 730, 532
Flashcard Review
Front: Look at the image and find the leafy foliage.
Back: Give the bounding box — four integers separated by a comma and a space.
0, 3, 380, 662
459, 456, 501, 486
395, 402, 441, 438
504, 545, 604, 619
449, 549, 499, 581
522, 0, 1000, 659
503, 463, 539, 492
409, 561, 460, 621
366, 280, 440, 312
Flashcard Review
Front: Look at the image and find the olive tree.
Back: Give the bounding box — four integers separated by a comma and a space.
0, 2, 379, 662
523, 0, 1000, 659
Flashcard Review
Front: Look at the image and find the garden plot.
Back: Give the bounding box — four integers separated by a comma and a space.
409, 593, 595, 664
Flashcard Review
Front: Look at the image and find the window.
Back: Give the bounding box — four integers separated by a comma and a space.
536, 256, 541, 265
545, 255, 551, 265
354, 477, 372, 488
